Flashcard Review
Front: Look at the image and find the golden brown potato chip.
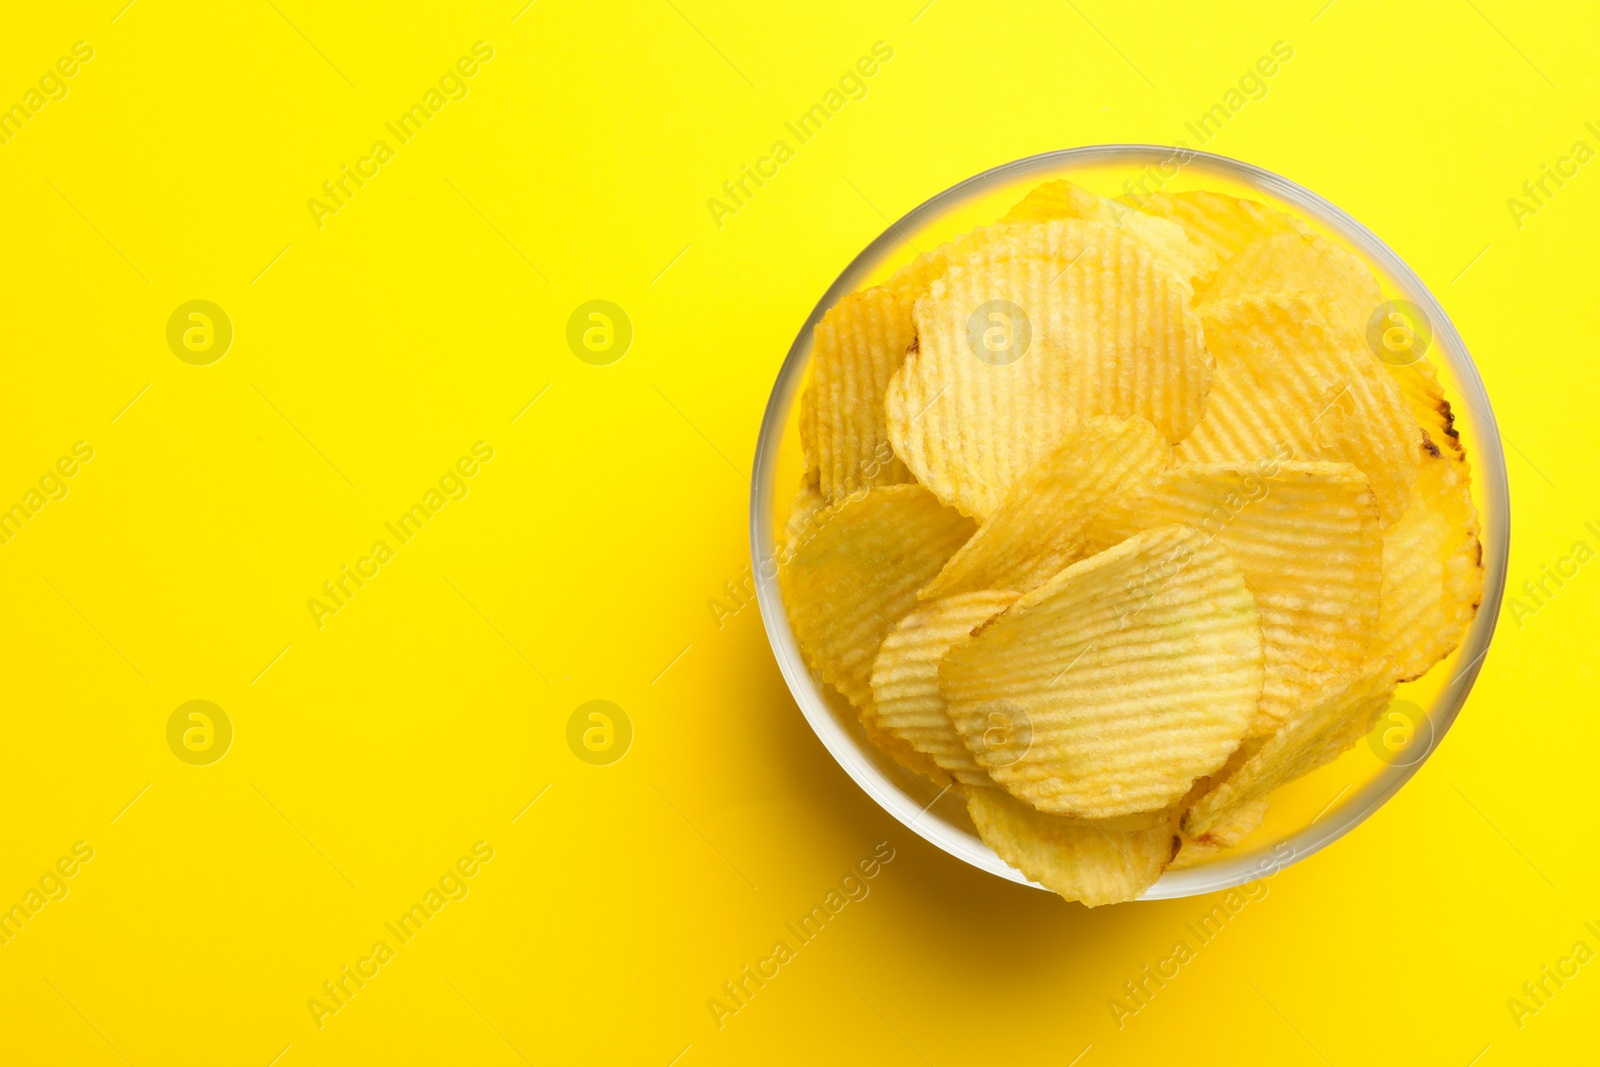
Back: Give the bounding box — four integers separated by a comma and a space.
782, 486, 826, 555
1004, 180, 1218, 285
922, 415, 1170, 599
868, 591, 1021, 785
798, 385, 818, 490
887, 236, 1209, 519
1206, 232, 1470, 498
1005, 179, 1122, 225
808, 286, 915, 502
1175, 296, 1423, 525
779, 485, 974, 709
1183, 667, 1395, 836
1150, 211, 1478, 685
1126, 189, 1305, 265
880, 216, 1105, 305
885, 212, 1202, 310
1388, 357, 1464, 462
1071, 808, 1177, 832
1085, 461, 1382, 737
1201, 233, 1381, 330
859, 713, 951, 785
1172, 797, 1268, 869
1379, 451, 1484, 682
1331, 289, 1465, 463
938, 217, 1199, 288
966, 786, 1177, 906
881, 230, 982, 306
942, 524, 1263, 818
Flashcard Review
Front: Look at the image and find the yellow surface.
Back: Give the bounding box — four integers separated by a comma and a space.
1, 1, 1596, 1063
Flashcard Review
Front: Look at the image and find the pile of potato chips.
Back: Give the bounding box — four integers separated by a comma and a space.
779, 179, 1484, 906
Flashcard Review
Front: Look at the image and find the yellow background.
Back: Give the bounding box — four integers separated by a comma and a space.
0, 1, 1595, 1064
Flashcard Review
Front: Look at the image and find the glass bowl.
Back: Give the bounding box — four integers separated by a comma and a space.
749, 145, 1510, 899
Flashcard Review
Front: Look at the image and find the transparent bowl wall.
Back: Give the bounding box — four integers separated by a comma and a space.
750, 145, 1510, 899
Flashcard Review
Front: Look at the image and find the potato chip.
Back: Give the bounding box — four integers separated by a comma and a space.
1085, 461, 1382, 736
1183, 667, 1395, 837
1004, 179, 1123, 225
1389, 357, 1464, 462
1004, 180, 1217, 286
808, 286, 915, 502
881, 230, 981, 306
1172, 807, 1264, 869
1072, 808, 1176, 832
1201, 233, 1381, 330
782, 485, 827, 555
1172, 797, 1268, 869
1203, 232, 1475, 493
1175, 296, 1423, 525
1197, 261, 1469, 538
1226, 244, 1466, 469
880, 217, 1102, 305
1379, 364, 1472, 692
883, 215, 1206, 334
1126, 189, 1304, 264
1379, 451, 1484, 682
940, 217, 1192, 285
886, 240, 1209, 518
869, 591, 1021, 785
942, 524, 1263, 818
779, 484, 975, 709
886, 214, 1200, 307
966, 786, 1177, 906
1168, 740, 1254, 843
922, 415, 1170, 599
798, 383, 818, 490
858, 712, 951, 785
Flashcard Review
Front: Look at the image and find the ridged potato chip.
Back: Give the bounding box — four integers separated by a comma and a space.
1126, 189, 1305, 265
782, 486, 826, 555
779, 484, 974, 709
942, 524, 1263, 818
966, 786, 1178, 906
1004, 179, 1126, 225
1204, 237, 1465, 469
859, 713, 950, 785
868, 591, 1020, 785
881, 215, 1109, 304
1361, 295, 1460, 459
1202, 231, 1469, 489
922, 415, 1170, 599
1183, 667, 1395, 837
1176, 296, 1423, 525
798, 384, 818, 490
1379, 451, 1484, 682
1085, 461, 1382, 736
1383, 341, 1470, 635
1389, 357, 1465, 462
808, 286, 915, 502
886, 216, 1154, 294
884, 212, 1204, 313
1004, 180, 1218, 286
1201, 233, 1381, 328
1172, 797, 1268, 869
887, 236, 1209, 519
1196, 230, 1465, 470
936, 217, 1206, 294
1071, 808, 1178, 832
1168, 740, 1254, 845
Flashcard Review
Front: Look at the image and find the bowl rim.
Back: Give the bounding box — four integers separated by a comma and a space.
748, 143, 1511, 900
